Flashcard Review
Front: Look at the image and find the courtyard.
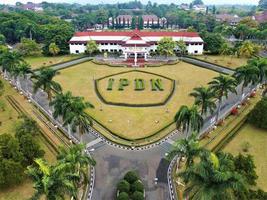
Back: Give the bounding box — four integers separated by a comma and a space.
55, 61, 218, 141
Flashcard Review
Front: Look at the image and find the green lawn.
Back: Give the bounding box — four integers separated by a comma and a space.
224, 123, 267, 191
25, 54, 82, 70
0, 78, 56, 200
193, 55, 248, 69
55, 61, 218, 141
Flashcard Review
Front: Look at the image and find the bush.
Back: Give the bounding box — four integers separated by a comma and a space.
131, 191, 144, 200
124, 171, 139, 184
234, 154, 258, 186
117, 180, 130, 193
131, 180, 144, 193
117, 192, 129, 200
247, 97, 267, 129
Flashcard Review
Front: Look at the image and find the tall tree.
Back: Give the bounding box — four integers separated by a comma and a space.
0, 51, 23, 76
157, 37, 176, 58
64, 96, 94, 143
31, 68, 62, 101
177, 40, 187, 55
247, 57, 267, 84
179, 152, 247, 200
190, 86, 216, 116
49, 42, 60, 57
220, 43, 232, 59
27, 158, 79, 200
167, 132, 203, 168
238, 41, 258, 58
209, 75, 237, 121
234, 65, 259, 98
86, 40, 99, 56
11, 62, 32, 90
174, 105, 203, 137
57, 144, 96, 186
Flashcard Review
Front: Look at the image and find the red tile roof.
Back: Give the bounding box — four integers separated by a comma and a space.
255, 11, 267, 23
74, 30, 200, 38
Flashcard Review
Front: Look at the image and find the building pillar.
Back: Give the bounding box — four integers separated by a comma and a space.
144, 53, 147, 61
124, 53, 127, 60
134, 52, 137, 66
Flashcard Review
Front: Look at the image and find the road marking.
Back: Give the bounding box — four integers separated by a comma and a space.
166, 138, 175, 145
86, 138, 102, 149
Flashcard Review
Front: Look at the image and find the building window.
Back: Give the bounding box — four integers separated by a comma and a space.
105, 43, 108, 45
75, 50, 79, 53
194, 50, 198, 54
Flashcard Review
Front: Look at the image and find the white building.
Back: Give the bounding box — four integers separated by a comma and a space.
69, 30, 204, 59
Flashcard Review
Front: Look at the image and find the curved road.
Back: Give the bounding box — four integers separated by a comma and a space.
15, 58, 253, 200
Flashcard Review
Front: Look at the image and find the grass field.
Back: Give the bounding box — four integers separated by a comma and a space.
194, 55, 248, 69
55, 61, 218, 140
224, 123, 267, 191
0, 78, 56, 200
25, 55, 82, 70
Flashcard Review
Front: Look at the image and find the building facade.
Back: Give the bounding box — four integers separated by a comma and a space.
69, 30, 204, 58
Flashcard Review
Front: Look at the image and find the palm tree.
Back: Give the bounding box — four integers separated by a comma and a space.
64, 96, 94, 143
0, 51, 23, 78
247, 57, 267, 84
208, 74, 237, 122
220, 43, 232, 60
57, 144, 96, 186
11, 62, 32, 90
177, 40, 187, 55
167, 132, 203, 168
179, 151, 247, 200
31, 68, 62, 101
238, 41, 255, 58
234, 65, 259, 99
175, 105, 203, 137
49, 43, 60, 57
27, 158, 79, 200
190, 86, 216, 116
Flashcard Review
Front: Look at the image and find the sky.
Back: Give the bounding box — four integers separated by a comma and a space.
2, 0, 259, 5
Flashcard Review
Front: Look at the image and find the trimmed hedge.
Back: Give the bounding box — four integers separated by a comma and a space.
94, 70, 175, 107
117, 180, 130, 193
124, 171, 139, 184
117, 171, 145, 200
117, 192, 129, 200
132, 191, 144, 200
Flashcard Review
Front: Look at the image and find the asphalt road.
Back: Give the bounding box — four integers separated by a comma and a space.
15, 59, 253, 200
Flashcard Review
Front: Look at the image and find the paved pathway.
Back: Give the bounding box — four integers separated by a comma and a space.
11, 58, 254, 200
180, 57, 235, 75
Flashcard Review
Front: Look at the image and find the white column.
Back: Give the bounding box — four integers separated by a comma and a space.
124, 53, 127, 60
144, 53, 147, 61
134, 52, 137, 66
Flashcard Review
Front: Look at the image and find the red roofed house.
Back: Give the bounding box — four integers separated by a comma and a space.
142, 15, 166, 28
69, 30, 204, 60
254, 11, 267, 23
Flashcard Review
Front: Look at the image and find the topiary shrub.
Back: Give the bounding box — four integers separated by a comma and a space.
117, 180, 130, 193
247, 97, 267, 129
131, 180, 144, 193
117, 192, 129, 200
131, 191, 144, 200
124, 171, 139, 184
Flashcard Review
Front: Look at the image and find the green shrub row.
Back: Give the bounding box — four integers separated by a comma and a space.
117, 171, 145, 200
94, 79, 174, 107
